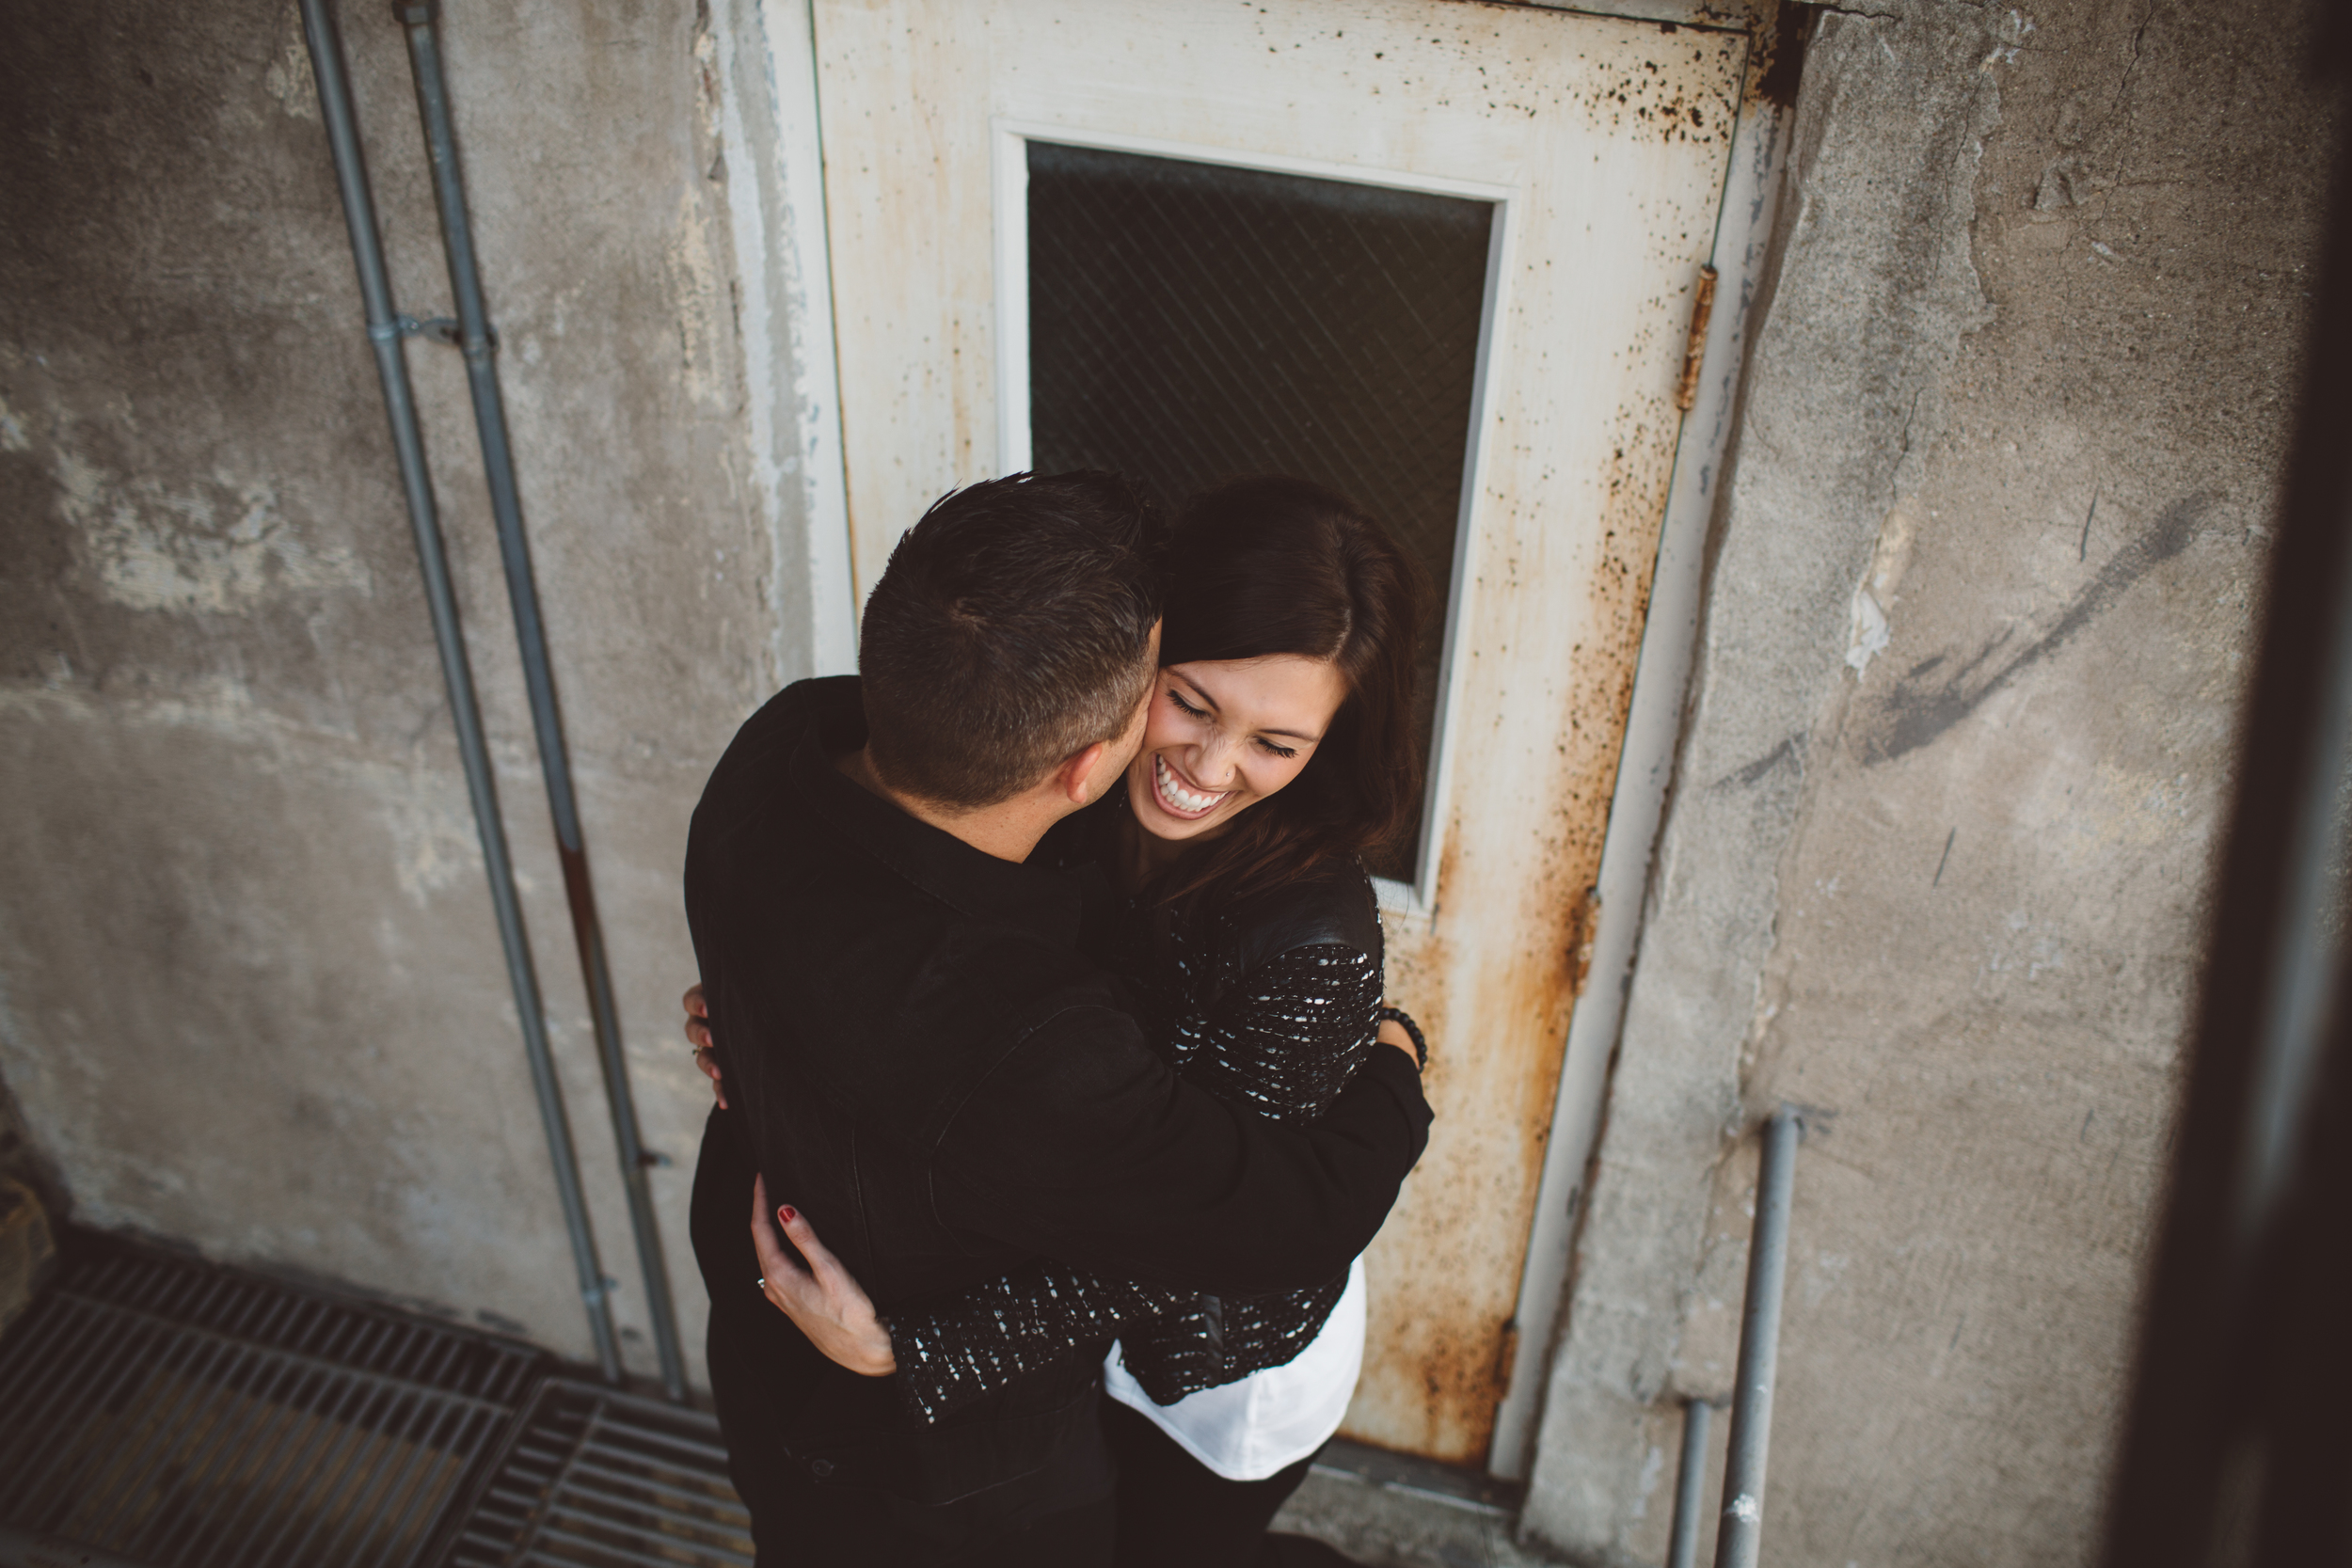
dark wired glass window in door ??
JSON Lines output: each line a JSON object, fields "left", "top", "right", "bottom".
{"left": 1026, "top": 141, "right": 1494, "bottom": 881}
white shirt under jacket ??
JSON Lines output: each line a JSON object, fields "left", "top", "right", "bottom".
{"left": 1102, "top": 1254, "right": 1367, "bottom": 1482}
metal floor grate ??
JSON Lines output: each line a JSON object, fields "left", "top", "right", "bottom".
{"left": 437, "top": 1379, "right": 751, "bottom": 1568}
{"left": 0, "top": 1235, "right": 547, "bottom": 1568}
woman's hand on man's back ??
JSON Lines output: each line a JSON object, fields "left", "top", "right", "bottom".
{"left": 752, "top": 1175, "right": 898, "bottom": 1377}
{"left": 685, "top": 983, "right": 725, "bottom": 1108}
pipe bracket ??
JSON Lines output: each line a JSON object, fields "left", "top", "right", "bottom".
{"left": 368, "top": 314, "right": 464, "bottom": 346}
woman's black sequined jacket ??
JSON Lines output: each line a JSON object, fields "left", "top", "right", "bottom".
{"left": 882, "top": 803, "right": 1389, "bottom": 1424}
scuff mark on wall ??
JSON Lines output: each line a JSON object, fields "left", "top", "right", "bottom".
{"left": 262, "top": 19, "right": 318, "bottom": 122}
{"left": 378, "top": 783, "right": 484, "bottom": 908}
{"left": 1855, "top": 492, "right": 2213, "bottom": 763}
{"left": 2055, "top": 759, "right": 2201, "bottom": 866}
{"left": 52, "top": 447, "right": 369, "bottom": 615}
{"left": 1716, "top": 731, "right": 1804, "bottom": 790}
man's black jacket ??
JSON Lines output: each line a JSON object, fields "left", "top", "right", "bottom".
{"left": 684, "top": 677, "right": 1431, "bottom": 1504}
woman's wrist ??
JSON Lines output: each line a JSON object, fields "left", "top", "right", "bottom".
{"left": 1375, "top": 1006, "right": 1428, "bottom": 1072}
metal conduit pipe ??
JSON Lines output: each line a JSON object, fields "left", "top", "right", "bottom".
{"left": 296, "top": 0, "right": 623, "bottom": 1383}
{"left": 1664, "top": 1397, "right": 1713, "bottom": 1568}
{"left": 1712, "top": 1107, "right": 1802, "bottom": 1568}
{"left": 392, "top": 0, "right": 687, "bottom": 1402}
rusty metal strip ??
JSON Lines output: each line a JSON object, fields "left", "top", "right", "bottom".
{"left": 1676, "top": 266, "right": 1721, "bottom": 412}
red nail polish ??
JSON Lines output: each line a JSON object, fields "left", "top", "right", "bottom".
{"left": 779, "top": 1205, "right": 797, "bottom": 1225}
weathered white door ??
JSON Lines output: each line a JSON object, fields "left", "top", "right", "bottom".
{"left": 812, "top": 0, "right": 1743, "bottom": 1465}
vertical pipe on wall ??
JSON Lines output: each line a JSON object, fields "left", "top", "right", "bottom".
{"left": 1665, "top": 1397, "right": 1713, "bottom": 1568}
{"left": 392, "top": 0, "right": 688, "bottom": 1402}
{"left": 1712, "top": 1108, "right": 1801, "bottom": 1568}
{"left": 296, "top": 0, "right": 622, "bottom": 1383}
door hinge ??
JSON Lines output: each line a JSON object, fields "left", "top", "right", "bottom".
{"left": 1675, "top": 265, "right": 1721, "bottom": 413}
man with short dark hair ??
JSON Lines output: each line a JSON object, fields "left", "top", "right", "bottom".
{"left": 686, "top": 472, "right": 1431, "bottom": 1565}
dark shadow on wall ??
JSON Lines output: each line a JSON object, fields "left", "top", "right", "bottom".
{"left": 0, "top": 1067, "right": 66, "bottom": 1228}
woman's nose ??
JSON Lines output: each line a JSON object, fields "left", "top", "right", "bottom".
{"left": 1192, "top": 736, "right": 1241, "bottom": 790}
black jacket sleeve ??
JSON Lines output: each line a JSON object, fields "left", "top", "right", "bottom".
{"left": 887, "top": 943, "right": 1388, "bottom": 1420}
{"left": 928, "top": 1002, "right": 1430, "bottom": 1299}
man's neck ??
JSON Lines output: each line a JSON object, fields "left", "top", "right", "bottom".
{"left": 837, "top": 746, "right": 1058, "bottom": 863}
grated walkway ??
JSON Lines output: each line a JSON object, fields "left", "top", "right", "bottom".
{"left": 0, "top": 1236, "right": 542, "bottom": 1568}
{"left": 0, "top": 1235, "right": 1544, "bottom": 1568}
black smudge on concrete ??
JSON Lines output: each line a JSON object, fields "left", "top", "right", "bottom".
{"left": 1858, "top": 493, "right": 2215, "bottom": 765}
{"left": 1716, "top": 732, "right": 1806, "bottom": 790}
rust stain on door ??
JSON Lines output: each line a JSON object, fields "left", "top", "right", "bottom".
{"left": 1353, "top": 388, "right": 1698, "bottom": 1462}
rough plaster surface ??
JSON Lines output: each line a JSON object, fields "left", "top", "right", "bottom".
{"left": 1522, "top": 1, "right": 2332, "bottom": 1562}
{"left": 0, "top": 0, "right": 816, "bottom": 1380}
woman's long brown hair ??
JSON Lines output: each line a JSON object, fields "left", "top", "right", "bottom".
{"left": 1153, "top": 476, "right": 1431, "bottom": 910}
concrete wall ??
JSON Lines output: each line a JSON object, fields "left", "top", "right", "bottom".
{"left": 0, "top": 0, "right": 826, "bottom": 1378}
{"left": 1522, "top": 0, "right": 2334, "bottom": 1561}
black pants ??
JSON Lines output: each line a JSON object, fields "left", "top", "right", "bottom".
{"left": 695, "top": 1101, "right": 1117, "bottom": 1567}
{"left": 1100, "top": 1396, "right": 1328, "bottom": 1568}
{"left": 707, "top": 1300, "right": 1117, "bottom": 1568}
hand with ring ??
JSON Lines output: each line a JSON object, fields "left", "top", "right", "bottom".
{"left": 751, "top": 1175, "right": 896, "bottom": 1377}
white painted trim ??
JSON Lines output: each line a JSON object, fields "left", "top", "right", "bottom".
{"left": 989, "top": 119, "right": 1518, "bottom": 205}
{"left": 733, "top": 0, "right": 857, "bottom": 678}
{"left": 989, "top": 119, "right": 1516, "bottom": 916}
{"left": 992, "top": 126, "right": 1035, "bottom": 475}
{"left": 1412, "top": 197, "right": 1515, "bottom": 920}
{"left": 1514, "top": 0, "right": 1766, "bottom": 28}
{"left": 1487, "top": 89, "right": 1790, "bottom": 1481}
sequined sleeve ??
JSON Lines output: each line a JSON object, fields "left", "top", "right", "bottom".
{"left": 883, "top": 1267, "right": 1209, "bottom": 1423}
{"left": 1167, "top": 943, "right": 1382, "bottom": 1122}
{"left": 883, "top": 943, "right": 1384, "bottom": 1424}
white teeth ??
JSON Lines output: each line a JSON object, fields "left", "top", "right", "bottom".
{"left": 1154, "top": 754, "right": 1226, "bottom": 816}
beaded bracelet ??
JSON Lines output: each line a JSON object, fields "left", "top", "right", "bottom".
{"left": 1375, "top": 1005, "right": 1429, "bottom": 1072}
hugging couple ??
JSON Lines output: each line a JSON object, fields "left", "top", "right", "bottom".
{"left": 681, "top": 470, "right": 1437, "bottom": 1566}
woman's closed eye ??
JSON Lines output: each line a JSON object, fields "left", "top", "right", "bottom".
{"left": 1168, "top": 687, "right": 1298, "bottom": 758}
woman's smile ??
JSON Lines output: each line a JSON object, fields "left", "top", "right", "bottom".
{"left": 1121, "top": 657, "right": 1347, "bottom": 851}
{"left": 1150, "top": 752, "right": 1231, "bottom": 820}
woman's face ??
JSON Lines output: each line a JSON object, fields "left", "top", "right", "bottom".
{"left": 1123, "top": 656, "right": 1348, "bottom": 843}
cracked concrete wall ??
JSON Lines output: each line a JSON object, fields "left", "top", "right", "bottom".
{"left": 1523, "top": 1, "right": 2333, "bottom": 1562}
{"left": 0, "top": 0, "right": 821, "bottom": 1379}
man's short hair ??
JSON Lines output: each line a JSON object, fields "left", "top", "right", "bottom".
{"left": 860, "top": 471, "right": 1165, "bottom": 809}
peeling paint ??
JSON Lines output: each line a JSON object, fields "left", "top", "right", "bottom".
{"left": 54, "top": 451, "right": 369, "bottom": 614}
{"left": 665, "top": 184, "right": 729, "bottom": 409}
{"left": 262, "top": 22, "right": 318, "bottom": 121}
{"left": 1844, "top": 498, "right": 1918, "bottom": 675}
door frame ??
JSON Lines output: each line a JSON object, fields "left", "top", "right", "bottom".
{"left": 721, "top": 0, "right": 1788, "bottom": 1480}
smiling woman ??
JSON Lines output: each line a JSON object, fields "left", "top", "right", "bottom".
{"left": 1132, "top": 476, "right": 1431, "bottom": 907}
{"left": 1133, "top": 657, "right": 1348, "bottom": 829}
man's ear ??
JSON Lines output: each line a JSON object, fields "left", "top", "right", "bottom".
{"left": 1055, "top": 739, "right": 1110, "bottom": 806}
